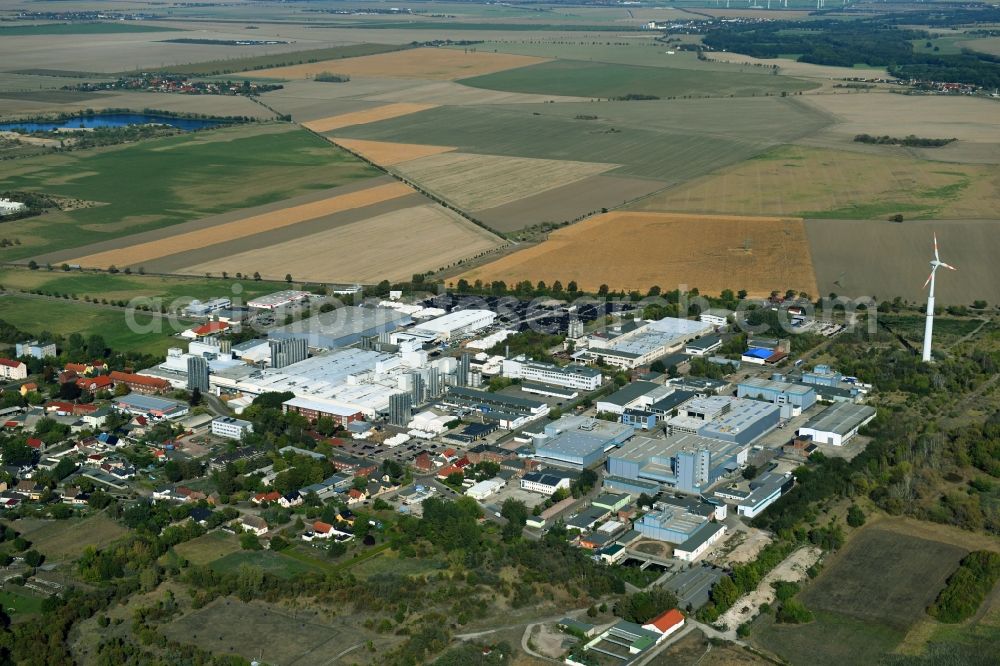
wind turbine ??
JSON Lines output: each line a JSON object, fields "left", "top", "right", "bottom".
{"left": 921, "top": 233, "right": 956, "bottom": 362}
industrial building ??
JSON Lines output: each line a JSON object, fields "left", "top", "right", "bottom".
{"left": 183, "top": 298, "right": 231, "bottom": 317}
{"left": 269, "top": 338, "right": 308, "bottom": 369}
{"left": 797, "top": 402, "right": 877, "bottom": 446}
{"left": 736, "top": 377, "right": 816, "bottom": 418}
{"left": 388, "top": 392, "right": 413, "bottom": 427}
{"left": 583, "top": 316, "right": 712, "bottom": 369}
{"left": 606, "top": 429, "right": 753, "bottom": 495}
{"left": 501, "top": 356, "right": 602, "bottom": 392}
{"left": 247, "top": 290, "right": 310, "bottom": 310}
{"left": 465, "top": 477, "right": 505, "bottom": 500}
{"left": 596, "top": 381, "right": 673, "bottom": 415}
{"left": 283, "top": 396, "right": 364, "bottom": 425}
{"left": 407, "top": 309, "right": 496, "bottom": 342}
{"left": 532, "top": 415, "right": 634, "bottom": 468}
{"left": 520, "top": 472, "right": 572, "bottom": 495}
{"left": 667, "top": 376, "right": 730, "bottom": 396}
{"left": 443, "top": 386, "right": 549, "bottom": 429}
{"left": 714, "top": 472, "right": 794, "bottom": 518}
{"left": 684, "top": 334, "right": 723, "bottom": 356}
{"left": 186, "top": 356, "right": 209, "bottom": 392}
{"left": 666, "top": 397, "right": 781, "bottom": 446}
{"left": 269, "top": 306, "right": 411, "bottom": 350}
{"left": 112, "top": 394, "right": 189, "bottom": 420}
{"left": 0, "top": 198, "right": 27, "bottom": 216}
{"left": 211, "top": 416, "right": 253, "bottom": 440}
{"left": 699, "top": 308, "right": 733, "bottom": 328}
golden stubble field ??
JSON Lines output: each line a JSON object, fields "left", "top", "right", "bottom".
{"left": 243, "top": 47, "right": 546, "bottom": 81}
{"left": 632, "top": 144, "right": 1000, "bottom": 219}
{"left": 392, "top": 152, "right": 616, "bottom": 211}
{"left": 459, "top": 211, "right": 819, "bottom": 298}
{"left": 302, "top": 103, "right": 437, "bottom": 132}
{"left": 330, "top": 138, "right": 456, "bottom": 166}
{"left": 180, "top": 203, "right": 505, "bottom": 283}
{"left": 68, "top": 181, "right": 414, "bottom": 269}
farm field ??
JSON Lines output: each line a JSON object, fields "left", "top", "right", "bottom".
{"left": 12, "top": 514, "right": 128, "bottom": 563}
{"left": 798, "top": 93, "right": 1000, "bottom": 157}
{"left": 331, "top": 138, "right": 456, "bottom": 166}
{"left": 0, "top": 88, "right": 273, "bottom": 120}
{"left": 0, "top": 294, "right": 189, "bottom": 356}
{"left": 459, "top": 58, "right": 818, "bottom": 99}
{"left": 244, "top": 47, "right": 547, "bottom": 81}
{"left": 752, "top": 520, "right": 984, "bottom": 666}
{"left": 156, "top": 42, "right": 410, "bottom": 76}
{"left": 463, "top": 39, "right": 743, "bottom": 70}
{"left": 1, "top": 123, "right": 378, "bottom": 261}
{"left": 333, "top": 97, "right": 828, "bottom": 182}
{"left": 631, "top": 144, "right": 1000, "bottom": 220}
{"left": 0, "top": 22, "right": 179, "bottom": 36}
{"left": 0, "top": 268, "right": 288, "bottom": 305}
{"left": 162, "top": 597, "right": 380, "bottom": 666}
{"left": 302, "top": 103, "right": 437, "bottom": 132}
{"left": 457, "top": 211, "right": 819, "bottom": 297}
{"left": 393, "top": 152, "right": 615, "bottom": 210}
{"left": 805, "top": 218, "right": 1000, "bottom": 304}
{"left": 180, "top": 203, "right": 505, "bottom": 283}
{"left": 355, "top": 79, "right": 588, "bottom": 105}
{"left": 65, "top": 180, "right": 414, "bottom": 269}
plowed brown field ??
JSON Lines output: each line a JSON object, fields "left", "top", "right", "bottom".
{"left": 302, "top": 103, "right": 436, "bottom": 132}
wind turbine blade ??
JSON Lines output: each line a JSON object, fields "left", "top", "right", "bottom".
{"left": 933, "top": 233, "right": 940, "bottom": 261}
{"left": 923, "top": 271, "right": 934, "bottom": 289}
{"left": 941, "top": 262, "right": 956, "bottom": 271}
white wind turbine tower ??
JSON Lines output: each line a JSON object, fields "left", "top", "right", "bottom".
{"left": 921, "top": 233, "right": 956, "bottom": 362}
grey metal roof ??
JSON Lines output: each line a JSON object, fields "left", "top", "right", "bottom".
{"left": 602, "top": 381, "right": 658, "bottom": 407}
{"left": 801, "top": 402, "right": 876, "bottom": 436}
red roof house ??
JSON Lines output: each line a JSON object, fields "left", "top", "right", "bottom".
{"left": 642, "top": 609, "right": 685, "bottom": 637}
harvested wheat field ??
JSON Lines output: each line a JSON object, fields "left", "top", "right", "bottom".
{"left": 181, "top": 204, "right": 504, "bottom": 283}
{"left": 632, "top": 144, "right": 1000, "bottom": 219}
{"left": 68, "top": 181, "right": 413, "bottom": 269}
{"left": 331, "top": 138, "right": 456, "bottom": 166}
{"left": 393, "top": 152, "right": 616, "bottom": 211}
{"left": 459, "top": 212, "right": 819, "bottom": 298}
{"left": 302, "top": 103, "right": 436, "bottom": 133}
{"left": 244, "top": 48, "right": 546, "bottom": 81}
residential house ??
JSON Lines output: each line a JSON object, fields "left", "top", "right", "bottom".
{"left": 0, "top": 359, "right": 27, "bottom": 381}
{"left": 239, "top": 515, "right": 268, "bottom": 536}
{"left": 252, "top": 490, "right": 282, "bottom": 505}
{"left": 279, "top": 491, "right": 302, "bottom": 508}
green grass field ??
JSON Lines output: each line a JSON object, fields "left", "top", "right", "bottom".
{"left": 209, "top": 550, "right": 325, "bottom": 578}
{"left": 0, "top": 589, "right": 47, "bottom": 618}
{"left": 0, "top": 123, "right": 378, "bottom": 260}
{"left": 0, "top": 294, "right": 188, "bottom": 356}
{"left": 156, "top": 43, "right": 409, "bottom": 76}
{"left": 0, "top": 22, "right": 178, "bottom": 36}
{"left": 350, "top": 550, "right": 446, "bottom": 579}
{"left": 460, "top": 59, "right": 817, "bottom": 99}
{"left": 881, "top": 315, "right": 984, "bottom": 341}
{"left": 335, "top": 97, "right": 826, "bottom": 183}
{"left": 171, "top": 531, "right": 241, "bottom": 566}
{"left": 0, "top": 268, "right": 288, "bottom": 304}
{"left": 754, "top": 526, "right": 969, "bottom": 666}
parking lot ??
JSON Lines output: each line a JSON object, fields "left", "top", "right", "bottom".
{"left": 488, "top": 483, "right": 548, "bottom": 511}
